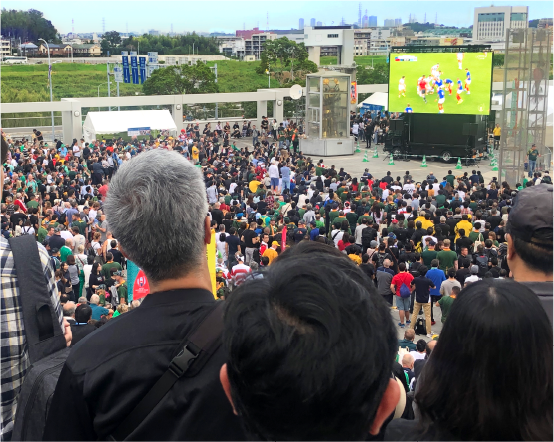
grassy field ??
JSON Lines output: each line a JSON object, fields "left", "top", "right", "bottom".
{"left": 389, "top": 52, "right": 493, "bottom": 115}
{"left": 1, "top": 63, "right": 144, "bottom": 101}
{"left": 320, "top": 55, "right": 387, "bottom": 65}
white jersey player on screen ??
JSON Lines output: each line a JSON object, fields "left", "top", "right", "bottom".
{"left": 426, "top": 76, "right": 434, "bottom": 94}
{"left": 457, "top": 52, "right": 464, "bottom": 70}
{"left": 431, "top": 64, "right": 440, "bottom": 78}
{"left": 398, "top": 76, "right": 406, "bottom": 97}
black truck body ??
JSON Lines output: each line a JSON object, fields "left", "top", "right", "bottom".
{"left": 384, "top": 113, "right": 488, "bottom": 163}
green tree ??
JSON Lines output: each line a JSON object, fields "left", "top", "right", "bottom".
{"left": 256, "top": 38, "right": 317, "bottom": 85}
{"left": 103, "top": 31, "right": 122, "bottom": 47}
{"left": 357, "top": 64, "right": 389, "bottom": 85}
{"left": 1, "top": 8, "right": 60, "bottom": 43}
{"left": 143, "top": 61, "right": 218, "bottom": 96}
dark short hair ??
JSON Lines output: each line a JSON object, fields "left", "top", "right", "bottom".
{"left": 222, "top": 251, "right": 396, "bottom": 440}
{"left": 415, "top": 279, "right": 552, "bottom": 440}
{"left": 416, "top": 339, "right": 427, "bottom": 352}
{"left": 75, "top": 304, "right": 92, "bottom": 322}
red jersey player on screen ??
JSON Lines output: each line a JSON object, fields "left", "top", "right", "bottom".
{"left": 465, "top": 68, "right": 471, "bottom": 94}
{"left": 418, "top": 76, "right": 428, "bottom": 103}
{"left": 456, "top": 79, "right": 464, "bottom": 104}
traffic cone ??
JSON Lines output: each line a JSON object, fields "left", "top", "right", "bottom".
{"left": 355, "top": 139, "right": 361, "bottom": 153}
{"left": 372, "top": 145, "right": 379, "bottom": 158}
{"left": 455, "top": 157, "right": 462, "bottom": 169}
{"left": 420, "top": 155, "right": 428, "bottom": 167}
{"left": 362, "top": 149, "right": 369, "bottom": 162}
{"left": 388, "top": 153, "right": 395, "bottom": 165}
{"left": 491, "top": 156, "right": 498, "bottom": 171}
{"left": 489, "top": 152, "right": 496, "bottom": 166}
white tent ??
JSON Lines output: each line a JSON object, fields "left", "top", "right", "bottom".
{"left": 82, "top": 110, "right": 177, "bottom": 143}
{"left": 357, "top": 92, "right": 388, "bottom": 109}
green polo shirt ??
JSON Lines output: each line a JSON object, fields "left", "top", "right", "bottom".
{"left": 437, "top": 249, "right": 457, "bottom": 272}
{"left": 60, "top": 246, "right": 73, "bottom": 263}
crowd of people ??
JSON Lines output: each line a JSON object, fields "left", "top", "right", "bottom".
{"left": 1, "top": 120, "right": 552, "bottom": 441}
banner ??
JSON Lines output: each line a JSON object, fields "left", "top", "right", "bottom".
{"left": 207, "top": 230, "right": 216, "bottom": 297}
{"left": 126, "top": 260, "right": 140, "bottom": 301}
{"left": 130, "top": 51, "right": 139, "bottom": 84}
{"left": 113, "top": 66, "right": 123, "bottom": 83}
{"left": 147, "top": 51, "right": 158, "bottom": 78}
{"left": 121, "top": 51, "right": 130, "bottom": 83}
{"left": 132, "top": 269, "right": 150, "bottom": 300}
{"left": 350, "top": 81, "right": 357, "bottom": 104}
{"left": 127, "top": 127, "right": 151, "bottom": 136}
{"left": 139, "top": 56, "right": 147, "bottom": 83}
{"left": 281, "top": 226, "right": 287, "bottom": 250}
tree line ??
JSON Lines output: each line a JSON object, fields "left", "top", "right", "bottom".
{"left": 101, "top": 32, "right": 221, "bottom": 56}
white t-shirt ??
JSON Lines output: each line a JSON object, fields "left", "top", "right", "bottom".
{"left": 403, "top": 183, "right": 415, "bottom": 195}
{"left": 73, "top": 145, "right": 81, "bottom": 157}
{"left": 410, "top": 351, "right": 426, "bottom": 361}
{"left": 269, "top": 164, "right": 279, "bottom": 179}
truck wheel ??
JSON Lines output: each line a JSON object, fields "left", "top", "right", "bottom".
{"left": 441, "top": 151, "right": 452, "bottom": 162}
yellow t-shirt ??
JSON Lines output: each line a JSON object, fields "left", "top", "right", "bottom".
{"left": 348, "top": 254, "right": 362, "bottom": 265}
{"left": 262, "top": 248, "right": 278, "bottom": 265}
{"left": 493, "top": 127, "right": 501, "bottom": 136}
{"left": 192, "top": 146, "right": 199, "bottom": 160}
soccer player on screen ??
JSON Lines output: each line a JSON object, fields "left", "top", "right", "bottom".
{"left": 398, "top": 76, "right": 406, "bottom": 98}
{"left": 405, "top": 104, "right": 413, "bottom": 113}
{"left": 435, "top": 88, "right": 446, "bottom": 113}
{"left": 431, "top": 63, "right": 440, "bottom": 77}
{"left": 426, "top": 76, "right": 435, "bottom": 95}
{"left": 457, "top": 52, "right": 464, "bottom": 69}
{"left": 465, "top": 68, "right": 471, "bottom": 94}
{"left": 456, "top": 79, "right": 464, "bottom": 104}
{"left": 445, "top": 78, "right": 453, "bottom": 95}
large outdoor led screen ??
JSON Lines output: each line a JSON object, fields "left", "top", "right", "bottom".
{"left": 388, "top": 52, "right": 493, "bottom": 115}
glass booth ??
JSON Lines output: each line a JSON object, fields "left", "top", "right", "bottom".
{"left": 301, "top": 72, "right": 354, "bottom": 156}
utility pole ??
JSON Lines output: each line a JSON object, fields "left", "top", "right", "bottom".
{"left": 107, "top": 63, "right": 111, "bottom": 111}
{"left": 39, "top": 38, "right": 55, "bottom": 141}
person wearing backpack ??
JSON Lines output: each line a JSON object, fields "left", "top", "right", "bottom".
{"left": 473, "top": 244, "right": 490, "bottom": 277}
{"left": 391, "top": 263, "right": 414, "bottom": 328}
{"left": 409, "top": 265, "right": 436, "bottom": 338}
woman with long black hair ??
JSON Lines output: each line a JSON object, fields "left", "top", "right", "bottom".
{"left": 386, "top": 279, "right": 553, "bottom": 441}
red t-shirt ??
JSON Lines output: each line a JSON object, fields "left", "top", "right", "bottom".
{"left": 98, "top": 184, "right": 109, "bottom": 200}
{"left": 391, "top": 272, "right": 414, "bottom": 297}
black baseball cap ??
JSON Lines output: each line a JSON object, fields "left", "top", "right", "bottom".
{"left": 506, "top": 184, "right": 553, "bottom": 244}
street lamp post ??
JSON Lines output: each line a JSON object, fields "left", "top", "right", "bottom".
{"left": 39, "top": 38, "right": 55, "bottom": 141}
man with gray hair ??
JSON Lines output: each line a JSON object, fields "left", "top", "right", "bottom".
{"left": 44, "top": 149, "right": 244, "bottom": 441}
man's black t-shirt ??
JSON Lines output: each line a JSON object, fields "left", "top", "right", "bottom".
{"left": 411, "top": 276, "right": 435, "bottom": 303}
{"left": 455, "top": 268, "right": 470, "bottom": 286}
{"left": 211, "top": 209, "right": 223, "bottom": 227}
{"left": 359, "top": 262, "right": 375, "bottom": 281}
{"left": 242, "top": 229, "right": 258, "bottom": 248}
{"left": 293, "top": 227, "right": 307, "bottom": 242}
{"left": 455, "top": 236, "right": 473, "bottom": 251}
{"left": 486, "top": 215, "right": 502, "bottom": 230}
{"left": 382, "top": 176, "right": 393, "bottom": 184}
{"left": 108, "top": 248, "right": 124, "bottom": 266}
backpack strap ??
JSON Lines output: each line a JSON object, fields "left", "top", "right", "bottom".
{"left": 8, "top": 235, "right": 66, "bottom": 364}
{"left": 109, "top": 301, "right": 225, "bottom": 441}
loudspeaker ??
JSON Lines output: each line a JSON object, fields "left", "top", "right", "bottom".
{"left": 462, "top": 123, "right": 478, "bottom": 136}
{"left": 390, "top": 119, "right": 403, "bottom": 131}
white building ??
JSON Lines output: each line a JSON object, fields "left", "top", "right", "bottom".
{"left": 473, "top": 6, "right": 528, "bottom": 42}
{"left": 1, "top": 37, "right": 11, "bottom": 57}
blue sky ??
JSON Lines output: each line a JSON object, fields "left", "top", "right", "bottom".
{"left": 2, "top": 0, "right": 552, "bottom": 34}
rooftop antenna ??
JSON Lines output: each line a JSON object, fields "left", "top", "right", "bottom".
{"left": 435, "top": 13, "right": 438, "bottom": 25}
{"left": 266, "top": 12, "right": 269, "bottom": 31}
{"left": 171, "top": 23, "right": 174, "bottom": 34}
{"left": 424, "top": 13, "right": 426, "bottom": 23}
{"left": 102, "top": 17, "right": 105, "bottom": 34}
{"left": 243, "top": 22, "right": 246, "bottom": 30}
{"left": 72, "top": 18, "right": 74, "bottom": 35}
{"left": 358, "top": 3, "right": 362, "bottom": 26}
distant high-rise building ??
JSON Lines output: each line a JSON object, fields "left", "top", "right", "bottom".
{"left": 395, "top": 18, "right": 402, "bottom": 26}
{"left": 310, "top": 18, "right": 316, "bottom": 27}
{"left": 368, "top": 16, "right": 377, "bottom": 27}
{"left": 299, "top": 18, "right": 304, "bottom": 30}
{"left": 384, "top": 19, "right": 395, "bottom": 27}
{"left": 362, "top": 9, "right": 369, "bottom": 28}
{"left": 316, "top": 21, "right": 323, "bottom": 26}
{"left": 473, "top": 5, "right": 528, "bottom": 42}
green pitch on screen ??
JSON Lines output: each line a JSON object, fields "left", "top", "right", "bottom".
{"left": 388, "top": 52, "right": 492, "bottom": 115}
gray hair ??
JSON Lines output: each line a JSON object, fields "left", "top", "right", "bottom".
{"left": 104, "top": 150, "right": 208, "bottom": 282}
{"left": 63, "top": 301, "right": 76, "bottom": 317}
{"left": 90, "top": 294, "right": 100, "bottom": 305}
{"left": 78, "top": 296, "right": 87, "bottom": 304}
{"left": 130, "top": 300, "right": 141, "bottom": 310}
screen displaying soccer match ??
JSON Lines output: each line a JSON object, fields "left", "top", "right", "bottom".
{"left": 388, "top": 52, "right": 493, "bottom": 115}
